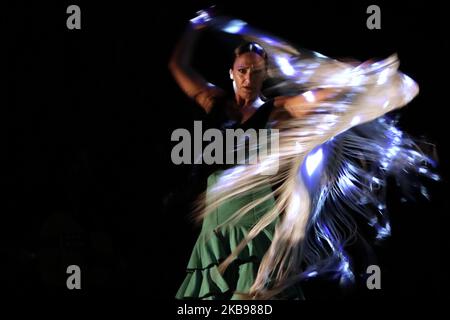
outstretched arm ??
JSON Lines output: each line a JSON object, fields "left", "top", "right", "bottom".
{"left": 273, "top": 88, "right": 340, "bottom": 118}
{"left": 168, "top": 24, "right": 225, "bottom": 113}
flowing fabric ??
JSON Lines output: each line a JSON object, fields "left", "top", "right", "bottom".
{"left": 188, "top": 12, "right": 439, "bottom": 299}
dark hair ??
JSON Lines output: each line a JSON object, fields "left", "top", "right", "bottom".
{"left": 232, "top": 42, "right": 268, "bottom": 68}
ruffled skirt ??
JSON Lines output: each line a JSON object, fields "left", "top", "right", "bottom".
{"left": 176, "top": 171, "right": 303, "bottom": 300}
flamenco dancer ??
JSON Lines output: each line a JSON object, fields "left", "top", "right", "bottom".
{"left": 169, "top": 10, "right": 438, "bottom": 299}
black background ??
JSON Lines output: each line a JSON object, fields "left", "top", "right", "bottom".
{"left": 5, "top": 0, "right": 448, "bottom": 302}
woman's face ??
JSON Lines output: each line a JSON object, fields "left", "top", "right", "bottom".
{"left": 230, "top": 52, "right": 267, "bottom": 101}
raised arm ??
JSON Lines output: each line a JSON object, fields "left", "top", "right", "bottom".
{"left": 168, "top": 24, "right": 225, "bottom": 113}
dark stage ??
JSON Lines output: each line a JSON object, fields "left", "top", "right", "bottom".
{"left": 5, "top": 0, "right": 448, "bottom": 305}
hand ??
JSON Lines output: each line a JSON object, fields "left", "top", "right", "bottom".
{"left": 189, "top": 7, "right": 233, "bottom": 32}
{"left": 189, "top": 7, "right": 216, "bottom": 30}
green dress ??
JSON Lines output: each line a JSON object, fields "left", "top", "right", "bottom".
{"left": 176, "top": 170, "right": 278, "bottom": 299}
{"left": 176, "top": 99, "right": 303, "bottom": 299}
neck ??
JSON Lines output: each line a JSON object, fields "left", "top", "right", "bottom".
{"left": 235, "top": 95, "right": 264, "bottom": 109}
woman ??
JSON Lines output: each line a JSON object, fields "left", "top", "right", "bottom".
{"left": 168, "top": 7, "right": 434, "bottom": 300}
{"left": 169, "top": 19, "right": 338, "bottom": 300}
